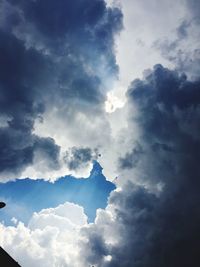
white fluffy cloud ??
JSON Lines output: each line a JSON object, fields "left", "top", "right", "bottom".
{"left": 0, "top": 202, "right": 88, "bottom": 267}
{"left": 0, "top": 199, "right": 123, "bottom": 267}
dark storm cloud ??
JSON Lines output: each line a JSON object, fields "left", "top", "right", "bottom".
{"left": 64, "top": 147, "right": 99, "bottom": 171}
{"left": 124, "top": 65, "right": 200, "bottom": 190}
{"left": 106, "top": 180, "right": 200, "bottom": 267}
{"left": 127, "top": 64, "right": 200, "bottom": 141}
{"left": 7, "top": 0, "right": 122, "bottom": 78}
{"left": 82, "top": 65, "right": 200, "bottom": 267}
{"left": 81, "top": 227, "right": 109, "bottom": 265}
{"left": 0, "top": 0, "right": 122, "bottom": 177}
{"left": 0, "top": 30, "right": 59, "bottom": 174}
{"left": 0, "top": 126, "right": 61, "bottom": 175}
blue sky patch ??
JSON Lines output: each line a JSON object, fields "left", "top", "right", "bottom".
{"left": 0, "top": 161, "right": 115, "bottom": 225}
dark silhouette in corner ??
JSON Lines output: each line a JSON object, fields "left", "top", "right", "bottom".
{"left": 0, "top": 202, "right": 21, "bottom": 267}
{"left": 0, "top": 202, "right": 6, "bottom": 209}
{"left": 0, "top": 247, "right": 21, "bottom": 267}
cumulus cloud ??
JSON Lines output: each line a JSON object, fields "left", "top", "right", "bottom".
{"left": 9, "top": 64, "right": 200, "bottom": 267}
{"left": 0, "top": 202, "right": 88, "bottom": 267}
{"left": 0, "top": 0, "right": 122, "bottom": 180}
{"left": 83, "top": 17, "right": 200, "bottom": 266}
{"left": 0, "top": 29, "right": 60, "bottom": 178}
{"left": 79, "top": 64, "right": 200, "bottom": 266}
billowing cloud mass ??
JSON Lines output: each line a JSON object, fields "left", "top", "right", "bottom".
{"left": 80, "top": 65, "right": 200, "bottom": 266}
{"left": 0, "top": 30, "right": 61, "bottom": 176}
{"left": 2, "top": 65, "right": 200, "bottom": 266}
{"left": 1, "top": 0, "right": 200, "bottom": 267}
{"left": 0, "top": 0, "right": 122, "bottom": 179}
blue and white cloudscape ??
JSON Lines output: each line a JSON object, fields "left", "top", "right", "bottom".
{"left": 0, "top": 0, "right": 200, "bottom": 266}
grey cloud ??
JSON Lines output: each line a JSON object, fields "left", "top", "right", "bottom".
{"left": 126, "top": 64, "right": 200, "bottom": 185}
{"left": 0, "top": 0, "right": 122, "bottom": 178}
{"left": 80, "top": 65, "right": 200, "bottom": 267}
{"left": 0, "top": 30, "right": 60, "bottom": 175}
{"left": 33, "top": 137, "right": 61, "bottom": 170}
{"left": 81, "top": 228, "right": 109, "bottom": 266}
{"left": 176, "top": 20, "right": 191, "bottom": 39}
{"left": 118, "top": 142, "right": 143, "bottom": 170}
{"left": 186, "top": 0, "right": 200, "bottom": 23}
{"left": 153, "top": 2, "right": 200, "bottom": 81}
{"left": 106, "top": 180, "right": 200, "bottom": 267}
{"left": 64, "top": 147, "right": 99, "bottom": 171}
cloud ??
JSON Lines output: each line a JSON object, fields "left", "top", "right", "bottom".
{"left": 153, "top": 0, "right": 200, "bottom": 82}
{"left": 1, "top": 1, "right": 200, "bottom": 267}
{"left": 114, "top": 0, "right": 186, "bottom": 88}
{"left": 0, "top": 0, "right": 122, "bottom": 180}
{"left": 64, "top": 147, "right": 99, "bottom": 171}
{"left": 111, "top": 64, "right": 200, "bottom": 187}
{"left": 29, "top": 202, "right": 88, "bottom": 229}
{"left": 0, "top": 30, "right": 59, "bottom": 178}
{"left": 126, "top": 64, "right": 200, "bottom": 184}
{"left": 77, "top": 64, "right": 200, "bottom": 266}
{"left": 186, "top": 0, "right": 200, "bottom": 23}
{"left": 0, "top": 202, "right": 88, "bottom": 267}
{"left": 118, "top": 142, "right": 143, "bottom": 170}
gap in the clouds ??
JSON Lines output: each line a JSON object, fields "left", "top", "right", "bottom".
{"left": 0, "top": 161, "right": 115, "bottom": 226}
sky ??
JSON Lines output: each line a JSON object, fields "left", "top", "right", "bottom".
{"left": 0, "top": 0, "right": 200, "bottom": 266}
{"left": 0, "top": 161, "right": 115, "bottom": 225}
